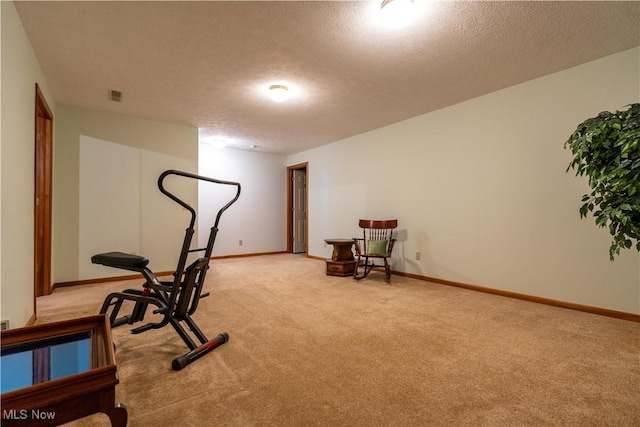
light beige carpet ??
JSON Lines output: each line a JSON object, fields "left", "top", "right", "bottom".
{"left": 36, "top": 254, "right": 640, "bottom": 427}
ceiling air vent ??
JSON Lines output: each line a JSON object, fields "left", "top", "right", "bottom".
{"left": 109, "top": 89, "right": 123, "bottom": 103}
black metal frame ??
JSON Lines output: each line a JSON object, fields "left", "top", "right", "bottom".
{"left": 92, "top": 170, "right": 241, "bottom": 370}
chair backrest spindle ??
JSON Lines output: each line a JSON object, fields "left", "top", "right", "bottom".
{"left": 353, "top": 219, "right": 398, "bottom": 282}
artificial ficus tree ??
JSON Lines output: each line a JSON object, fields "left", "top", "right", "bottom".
{"left": 564, "top": 103, "right": 640, "bottom": 261}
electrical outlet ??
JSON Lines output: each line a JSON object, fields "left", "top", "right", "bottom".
{"left": 415, "top": 252, "right": 421, "bottom": 261}
{"left": 239, "top": 240, "right": 243, "bottom": 246}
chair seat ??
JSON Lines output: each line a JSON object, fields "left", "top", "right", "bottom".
{"left": 91, "top": 252, "right": 149, "bottom": 270}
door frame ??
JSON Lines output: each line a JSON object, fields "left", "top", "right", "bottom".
{"left": 287, "top": 162, "right": 308, "bottom": 254}
{"left": 34, "top": 83, "right": 53, "bottom": 300}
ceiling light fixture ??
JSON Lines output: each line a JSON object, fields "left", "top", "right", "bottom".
{"left": 200, "top": 137, "right": 228, "bottom": 149}
{"left": 379, "top": 0, "right": 420, "bottom": 29}
{"left": 268, "top": 84, "right": 290, "bottom": 102}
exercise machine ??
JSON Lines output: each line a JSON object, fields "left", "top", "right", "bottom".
{"left": 91, "top": 170, "right": 241, "bottom": 370}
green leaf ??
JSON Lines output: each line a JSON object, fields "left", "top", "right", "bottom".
{"left": 564, "top": 103, "right": 640, "bottom": 261}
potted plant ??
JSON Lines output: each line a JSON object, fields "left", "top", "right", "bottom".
{"left": 564, "top": 103, "right": 640, "bottom": 260}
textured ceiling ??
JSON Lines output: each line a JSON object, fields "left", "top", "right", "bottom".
{"left": 14, "top": 1, "right": 640, "bottom": 155}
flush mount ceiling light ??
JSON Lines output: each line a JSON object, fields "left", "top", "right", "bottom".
{"left": 268, "top": 84, "right": 290, "bottom": 102}
{"left": 200, "top": 136, "right": 228, "bottom": 149}
{"left": 379, "top": 0, "right": 422, "bottom": 29}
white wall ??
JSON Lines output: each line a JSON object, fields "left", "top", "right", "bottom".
{"left": 288, "top": 48, "right": 640, "bottom": 314}
{"left": 54, "top": 105, "right": 198, "bottom": 283}
{"left": 79, "top": 136, "right": 141, "bottom": 279}
{"left": 1, "top": 1, "right": 55, "bottom": 327}
{"left": 198, "top": 145, "right": 287, "bottom": 256}
{"left": 78, "top": 136, "right": 198, "bottom": 280}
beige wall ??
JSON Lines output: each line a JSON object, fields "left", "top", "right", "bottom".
{"left": 1, "top": 1, "right": 56, "bottom": 327}
{"left": 288, "top": 47, "right": 640, "bottom": 314}
{"left": 53, "top": 105, "right": 198, "bottom": 283}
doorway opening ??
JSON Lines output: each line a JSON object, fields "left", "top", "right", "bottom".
{"left": 34, "top": 83, "right": 53, "bottom": 300}
{"left": 287, "top": 163, "right": 308, "bottom": 255}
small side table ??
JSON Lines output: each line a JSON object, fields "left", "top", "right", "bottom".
{"left": 324, "top": 238, "right": 356, "bottom": 277}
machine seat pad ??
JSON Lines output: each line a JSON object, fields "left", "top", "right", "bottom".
{"left": 91, "top": 252, "right": 149, "bottom": 269}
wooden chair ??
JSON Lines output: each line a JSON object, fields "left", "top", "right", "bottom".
{"left": 353, "top": 219, "right": 398, "bottom": 283}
